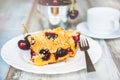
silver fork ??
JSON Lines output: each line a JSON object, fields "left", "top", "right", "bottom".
{"left": 79, "top": 35, "right": 96, "bottom": 72}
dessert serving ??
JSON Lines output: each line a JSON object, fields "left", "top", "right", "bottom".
{"left": 18, "top": 27, "right": 80, "bottom": 66}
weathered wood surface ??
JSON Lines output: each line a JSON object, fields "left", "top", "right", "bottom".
{"left": 106, "top": 39, "right": 120, "bottom": 72}
{"left": 0, "top": 0, "right": 120, "bottom": 80}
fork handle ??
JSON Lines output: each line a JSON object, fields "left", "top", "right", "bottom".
{"left": 85, "top": 50, "right": 96, "bottom": 72}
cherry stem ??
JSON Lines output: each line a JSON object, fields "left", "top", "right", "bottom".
{"left": 71, "top": 0, "right": 75, "bottom": 10}
{"left": 21, "top": 24, "right": 28, "bottom": 37}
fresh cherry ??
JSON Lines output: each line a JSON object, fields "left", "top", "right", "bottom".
{"left": 24, "top": 35, "right": 31, "bottom": 42}
{"left": 68, "top": 10, "right": 79, "bottom": 19}
{"left": 18, "top": 40, "right": 30, "bottom": 50}
{"left": 24, "top": 35, "right": 31, "bottom": 46}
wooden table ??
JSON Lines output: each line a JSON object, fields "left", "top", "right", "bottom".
{"left": 0, "top": 0, "right": 120, "bottom": 80}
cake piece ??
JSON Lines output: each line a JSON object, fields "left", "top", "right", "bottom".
{"left": 21, "top": 27, "right": 80, "bottom": 66}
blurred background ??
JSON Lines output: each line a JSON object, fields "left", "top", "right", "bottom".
{"left": 0, "top": 0, "right": 120, "bottom": 79}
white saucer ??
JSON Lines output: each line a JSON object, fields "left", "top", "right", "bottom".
{"left": 76, "top": 22, "right": 120, "bottom": 39}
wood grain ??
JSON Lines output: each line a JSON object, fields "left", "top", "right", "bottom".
{"left": 106, "top": 39, "right": 120, "bottom": 72}
{"left": 1, "top": 0, "right": 120, "bottom": 80}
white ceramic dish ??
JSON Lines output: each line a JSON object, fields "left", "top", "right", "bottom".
{"left": 1, "top": 35, "right": 102, "bottom": 74}
{"left": 77, "top": 22, "right": 120, "bottom": 39}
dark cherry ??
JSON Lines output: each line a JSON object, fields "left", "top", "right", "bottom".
{"left": 45, "top": 32, "right": 58, "bottom": 40}
{"left": 72, "top": 35, "right": 79, "bottom": 48}
{"left": 25, "top": 34, "right": 35, "bottom": 45}
{"left": 72, "top": 35, "right": 79, "bottom": 42}
{"left": 24, "top": 34, "right": 30, "bottom": 41}
{"left": 39, "top": 49, "right": 51, "bottom": 60}
{"left": 24, "top": 35, "right": 31, "bottom": 47}
{"left": 24, "top": 34, "right": 31, "bottom": 41}
{"left": 55, "top": 48, "right": 68, "bottom": 60}
{"left": 18, "top": 40, "right": 30, "bottom": 50}
{"left": 42, "top": 53, "right": 51, "bottom": 60}
{"left": 68, "top": 10, "right": 79, "bottom": 19}
{"left": 39, "top": 49, "right": 50, "bottom": 54}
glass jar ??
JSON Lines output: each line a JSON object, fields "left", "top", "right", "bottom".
{"left": 37, "top": 0, "right": 71, "bottom": 29}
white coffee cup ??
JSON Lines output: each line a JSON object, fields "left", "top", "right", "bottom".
{"left": 87, "top": 7, "right": 120, "bottom": 35}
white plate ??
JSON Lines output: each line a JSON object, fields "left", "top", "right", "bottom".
{"left": 77, "top": 22, "right": 120, "bottom": 39}
{"left": 1, "top": 35, "right": 102, "bottom": 74}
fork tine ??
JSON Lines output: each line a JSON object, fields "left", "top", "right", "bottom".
{"left": 80, "top": 37, "right": 85, "bottom": 47}
{"left": 80, "top": 37, "right": 82, "bottom": 47}
{"left": 85, "top": 38, "right": 89, "bottom": 48}
{"left": 80, "top": 36, "right": 88, "bottom": 47}
{"left": 83, "top": 38, "right": 87, "bottom": 47}
{"left": 83, "top": 38, "right": 86, "bottom": 46}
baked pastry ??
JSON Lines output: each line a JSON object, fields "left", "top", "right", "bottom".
{"left": 18, "top": 27, "right": 80, "bottom": 66}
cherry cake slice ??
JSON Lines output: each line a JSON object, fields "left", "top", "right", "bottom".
{"left": 18, "top": 27, "right": 80, "bottom": 66}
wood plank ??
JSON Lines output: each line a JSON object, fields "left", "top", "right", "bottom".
{"left": 106, "top": 39, "right": 120, "bottom": 72}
